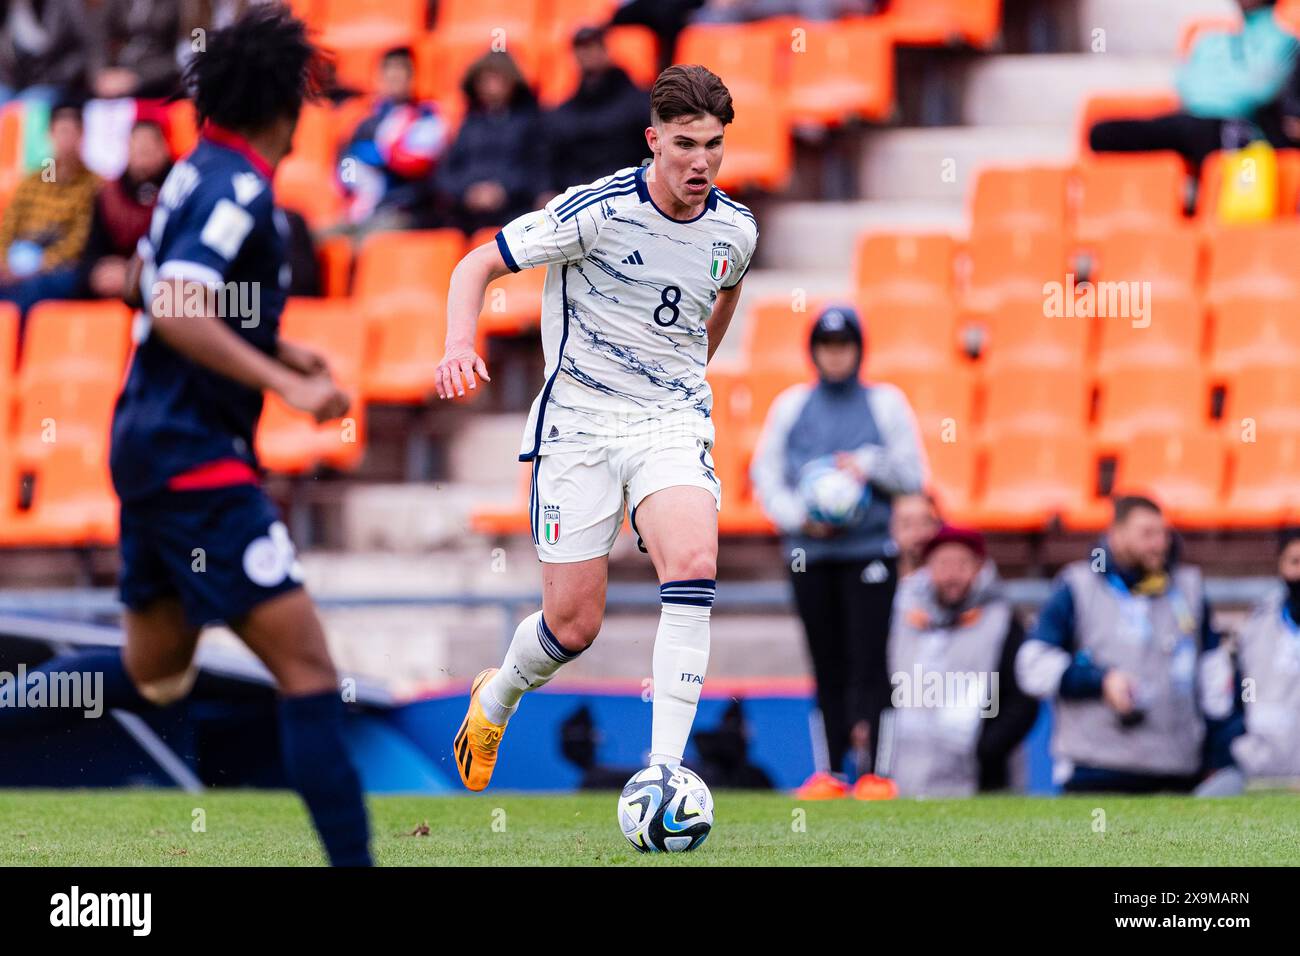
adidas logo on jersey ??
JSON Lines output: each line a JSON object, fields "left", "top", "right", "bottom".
{"left": 620, "top": 250, "right": 645, "bottom": 265}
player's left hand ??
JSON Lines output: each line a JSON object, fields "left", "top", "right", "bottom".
{"left": 435, "top": 342, "right": 490, "bottom": 399}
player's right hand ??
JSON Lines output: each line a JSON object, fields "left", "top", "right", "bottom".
{"left": 280, "top": 370, "right": 351, "bottom": 423}
{"left": 435, "top": 343, "right": 491, "bottom": 399}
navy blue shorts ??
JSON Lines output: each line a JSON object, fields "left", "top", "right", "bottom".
{"left": 119, "top": 483, "right": 304, "bottom": 628}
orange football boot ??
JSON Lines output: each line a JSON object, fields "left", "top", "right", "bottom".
{"left": 795, "top": 771, "right": 850, "bottom": 800}
{"left": 452, "top": 668, "right": 508, "bottom": 791}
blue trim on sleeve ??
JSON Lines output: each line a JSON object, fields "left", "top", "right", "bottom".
{"left": 518, "top": 264, "right": 571, "bottom": 462}
{"left": 495, "top": 231, "right": 520, "bottom": 273}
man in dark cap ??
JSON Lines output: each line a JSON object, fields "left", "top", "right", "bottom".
{"left": 751, "top": 303, "right": 927, "bottom": 799}
{"left": 870, "top": 525, "right": 1038, "bottom": 798}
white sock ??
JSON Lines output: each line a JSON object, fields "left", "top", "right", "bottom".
{"left": 650, "top": 579, "right": 714, "bottom": 766}
{"left": 480, "top": 611, "right": 580, "bottom": 725}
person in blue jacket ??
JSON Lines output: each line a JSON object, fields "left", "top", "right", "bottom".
{"left": 1090, "top": 0, "right": 1300, "bottom": 164}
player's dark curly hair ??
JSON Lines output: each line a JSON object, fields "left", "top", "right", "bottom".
{"left": 184, "top": 4, "right": 329, "bottom": 132}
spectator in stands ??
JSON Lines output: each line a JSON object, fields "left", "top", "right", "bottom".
{"left": 890, "top": 491, "right": 941, "bottom": 579}
{"left": 751, "top": 304, "right": 927, "bottom": 799}
{"left": 84, "top": 0, "right": 183, "bottom": 99}
{"left": 872, "top": 525, "right": 1038, "bottom": 798}
{"left": 1089, "top": 0, "right": 1300, "bottom": 164}
{"left": 542, "top": 26, "right": 650, "bottom": 198}
{"left": 0, "top": 0, "right": 84, "bottom": 102}
{"left": 338, "top": 46, "right": 448, "bottom": 231}
{"left": 0, "top": 95, "right": 98, "bottom": 320}
{"left": 75, "top": 118, "right": 170, "bottom": 299}
{"left": 1197, "top": 528, "right": 1300, "bottom": 794}
{"left": 1016, "top": 496, "right": 1226, "bottom": 794}
{"left": 437, "top": 51, "right": 545, "bottom": 235}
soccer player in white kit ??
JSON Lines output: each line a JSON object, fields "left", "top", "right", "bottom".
{"left": 435, "top": 65, "right": 758, "bottom": 791}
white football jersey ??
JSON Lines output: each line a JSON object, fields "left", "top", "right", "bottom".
{"left": 495, "top": 164, "right": 758, "bottom": 460}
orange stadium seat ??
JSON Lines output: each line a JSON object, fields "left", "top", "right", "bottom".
{"left": 466, "top": 226, "right": 545, "bottom": 343}
{"left": 860, "top": 302, "right": 960, "bottom": 378}
{"left": 970, "top": 165, "right": 1071, "bottom": 238}
{"left": 675, "top": 24, "right": 781, "bottom": 109}
{"left": 977, "top": 298, "right": 1090, "bottom": 374}
{"left": 469, "top": 461, "right": 534, "bottom": 536}
{"left": 1222, "top": 426, "right": 1300, "bottom": 526}
{"left": 922, "top": 433, "right": 979, "bottom": 526}
{"left": 415, "top": 28, "right": 544, "bottom": 105}
{"left": 713, "top": 101, "right": 792, "bottom": 193}
{"left": 316, "top": 0, "right": 428, "bottom": 91}
{"left": 355, "top": 229, "right": 465, "bottom": 402}
{"left": 1094, "top": 367, "right": 1212, "bottom": 447}
{"left": 874, "top": 0, "right": 1002, "bottom": 48}
{"left": 1109, "top": 428, "right": 1227, "bottom": 529}
{"left": 785, "top": 19, "right": 894, "bottom": 126}
{"left": 1209, "top": 300, "right": 1300, "bottom": 379}
{"left": 317, "top": 234, "right": 353, "bottom": 298}
{"left": 964, "top": 230, "right": 1070, "bottom": 308}
{"left": 2, "top": 439, "right": 117, "bottom": 547}
{"left": 975, "top": 434, "right": 1094, "bottom": 530}
{"left": 882, "top": 365, "right": 977, "bottom": 449}
{"left": 164, "top": 98, "right": 198, "bottom": 158}
{"left": 1220, "top": 364, "right": 1300, "bottom": 433}
{"left": 256, "top": 298, "right": 368, "bottom": 474}
{"left": 742, "top": 297, "right": 824, "bottom": 374}
{"left": 275, "top": 103, "right": 346, "bottom": 228}
{"left": 1196, "top": 148, "right": 1300, "bottom": 221}
{"left": 1093, "top": 293, "right": 1204, "bottom": 376}
{"left": 855, "top": 232, "right": 955, "bottom": 308}
{"left": 707, "top": 364, "right": 773, "bottom": 534}
{"left": 1074, "top": 154, "right": 1188, "bottom": 241}
{"left": 539, "top": 25, "right": 659, "bottom": 106}
{"left": 0, "top": 302, "right": 18, "bottom": 422}
{"left": 1076, "top": 91, "right": 1180, "bottom": 155}
{"left": 1091, "top": 227, "right": 1202, "bottom": 300}
{"left": 980, "top": 366, "right": 1090, "bottom": 444}
{"left": 1206, "top": 222, "right": 1300, "bottom": 308}
{"left": 18, "top": 300, "right": 132, "bottom": 392}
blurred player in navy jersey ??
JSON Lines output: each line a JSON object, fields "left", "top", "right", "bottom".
{"left": 0, "top": 6, "right": 371, "bottom": 866}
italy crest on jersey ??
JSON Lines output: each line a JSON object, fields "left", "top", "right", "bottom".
{"left": 710, "top": 241, "right": 733, "bottom": 281}
{"left": 542, "top": 505, "right": 561, "bottom": 545}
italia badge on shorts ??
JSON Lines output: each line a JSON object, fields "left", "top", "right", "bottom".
{"left": 710, "top": 241, "right": 733, "bottom": 282}
{"left": 542, "top": 505, "right": 561, "bottom": 545}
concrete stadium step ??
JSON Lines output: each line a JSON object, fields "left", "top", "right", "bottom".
{"left": 857, "top": 125, "right": 1076, "bottom": 203}
{"left": 755, "top": 200, "right": 964, "bottom": 274}
{"left": 1069, "top": 0, "right": 1238, "bottom": 56}
{"left": 959, "top": 53, "right": 1176, "bottom": 127}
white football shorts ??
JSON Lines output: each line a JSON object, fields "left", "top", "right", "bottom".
{"left": 528, "top": 436, "right": 722, "bottom": 563}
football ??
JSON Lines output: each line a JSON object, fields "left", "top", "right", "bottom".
{"left": 616, "top": 764, "right": 714, "bottom": 853}
{"left": 798, "top": 456, "right": 869, "bottom": 527}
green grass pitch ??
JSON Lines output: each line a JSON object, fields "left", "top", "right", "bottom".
{"left": 1, "top": 790, "right": 1297, "bottom": 866}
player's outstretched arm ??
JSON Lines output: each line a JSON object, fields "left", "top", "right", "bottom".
{"left": 705, "top": 280, "right": 744, "bottom": 364}
{"left": 149, "top": 277, "right": 349, "bottom": 423}
{"left": 436, "top": 240, "right": 510, "bottom": 399}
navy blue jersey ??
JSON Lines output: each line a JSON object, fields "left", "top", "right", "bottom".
{"left": 110, "top": 129, "right": 289, "bottom": 502}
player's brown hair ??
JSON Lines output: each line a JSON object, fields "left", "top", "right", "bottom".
{"left": 650, "top": 65, "right": 735, "bottom": 126}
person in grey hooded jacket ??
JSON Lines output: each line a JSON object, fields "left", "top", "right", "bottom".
{"left": 751, "top": 303, "right": 927, "bottom": 797}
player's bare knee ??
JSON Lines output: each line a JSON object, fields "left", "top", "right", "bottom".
{"left": 548, "top": 608, "right": 602, "bottom": 652}
{"left": 134, "top": 665, "right": 199, "bottom": 707}
{"left": 666, "top": 545, "right": 716, "bottom": 583}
